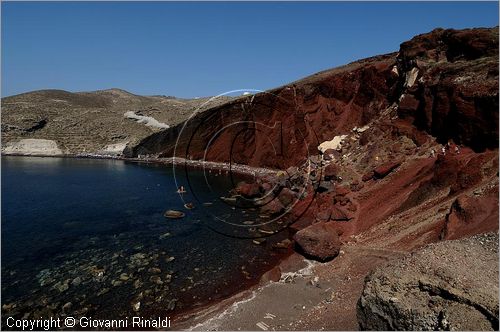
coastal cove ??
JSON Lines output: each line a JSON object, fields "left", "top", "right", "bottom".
{"left": 1, "top": 156, "right": 291, "bottom": 326}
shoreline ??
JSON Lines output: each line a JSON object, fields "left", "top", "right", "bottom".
{"left": 173, "top": 253, "right": 312, "bottom": 330}
{"left": 1, "top": 153, "right": 279, "bottom": 177}
{"left": 2, "top": 152, "right": 294, "bottom": 328}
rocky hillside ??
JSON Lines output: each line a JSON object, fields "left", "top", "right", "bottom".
{"left": 130, "top": 27, "right": 498, "bottom": 168}
{"left": 1, "top": 88, "right": 231, "bottom": 155}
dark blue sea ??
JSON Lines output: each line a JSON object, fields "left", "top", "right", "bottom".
{"left": 1, "top": 156, "right": 289, "bottom": 327}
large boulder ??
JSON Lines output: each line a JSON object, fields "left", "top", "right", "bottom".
{"left": 293, "top": 222, "right": 341, "bottom": 262}
{"left": 323, "top": 163, "right": 339, "bottom": 181}
{"left": 357, "top": 233, "right": 499, "bottom": 331}
{"left": 260, "top": 199, "right": 285, "bottom": 216}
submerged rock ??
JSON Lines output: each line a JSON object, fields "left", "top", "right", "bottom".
{"left": 164, "top": 210, "right": 185, "bottom": 219}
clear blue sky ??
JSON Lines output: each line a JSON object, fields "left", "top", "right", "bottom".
{"left": 2, "top": 2, "right": 498, "bottom": 98}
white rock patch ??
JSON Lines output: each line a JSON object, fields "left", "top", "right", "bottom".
{"left": 100, "top": 142, "right": 128, "bottom": 155}
{"left": 124, "top": 111, "right": 169, "bottom": 129}
{"left": 318, "top": 134, "right": 347, "bottom": 153}
{"left": 405, "top": 68, "right": 419, "bottom": 88}
{"left": 2, "top": 139, "right": 63, "bottom": 156}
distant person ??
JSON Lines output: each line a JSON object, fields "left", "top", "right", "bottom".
{"left": 430, "top": 149, "right": 436, "bottom": 158}
{"left": 441, "top": 146, "right": 446, "bottom": 156}
{"left": 177, "top": 186, "right": 186, "bottom": 194}
{"left": 455, "top": 145, "right": 460, "bottom": 154}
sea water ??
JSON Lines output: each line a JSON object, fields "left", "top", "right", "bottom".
{"left": 1, "top": 156, "right": 289, "bottom": 327}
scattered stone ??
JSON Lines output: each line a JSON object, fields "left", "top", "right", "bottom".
{"left": 361, "top": 171, "right": 374, "bottom": 182}
{"left": 62, "top": 302, "right": 72, "bottom": 313}
{"left": 261, "top": 199, "right": 285, "bottom": 216}
{"left": 278, "top": 188, "right": 297, "bottom": 207}
{"left": 167, "top": 299, "right": 177, "bottom": 311}
{"left": 133, "top": 279, "right": 142, "bottom": 289}
{"left": 323, "top": 163, "right": 339, "bottom": 181}
{"left": 235, "top": 181, "right": 261, "bottom": 198}
{"left": 150, "top": 276, "right": 163, "bottom": 285}
{"left": 71, "top": 277, "right": 82, "bottom": 286}
{"left": 373, "top": 161, "right": 401, "bottom": 179}
{"left": 111, "top": 280, "right": 123, "bottom": 287}
{"left": 164, "top": 210, "right": 185, "bottom": 219}
{"left": 159, "top": 232, "right": 171, "bottom": 239}
{"left": 119, "top": 273, "right": 130, "bottom": 281}
{"left": 260, "top": 266, "right": 282, "bottom": 283}
{"left": 272, "top": 239, "right": 292, "bottom": 250}
{"left": 253, "top": 238, "right": 266, "bottom": 245}
{"left": 53, "top": 280, "right": 69, "bottom": 293}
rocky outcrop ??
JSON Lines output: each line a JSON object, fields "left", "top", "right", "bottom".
{"left": 357, "top": 233, "right": 499, "bottom": 330}
{"left": 2, "top": 139, "right": 63, "bottom": 156}
{"left": 441, "top": 192, "right": 499, "bottom": 240}
{"left": 293, "top": 222, "right": 341, "bottom": 261}
{"left": 395, "top": 27, "right": 499, "bottom": 152}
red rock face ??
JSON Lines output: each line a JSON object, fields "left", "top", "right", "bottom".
{"left": 130, "top": 27, "right": 498, "bottom": 249}
{"left": 131, "top": 54, "right": 397, "bottom": 169}
{"left": 396, "top": 28, "right": 499, "bottom": 152}
{"left": 441, "top": 192, "right": 499, "bottom": 240}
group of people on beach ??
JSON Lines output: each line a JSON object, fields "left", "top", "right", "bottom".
{"left": 430, "top": 141, "right": 460, "bottom": 158}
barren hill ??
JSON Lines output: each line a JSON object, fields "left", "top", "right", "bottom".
{"left": 1, "top": 88, "right": 232, "bottom": 155}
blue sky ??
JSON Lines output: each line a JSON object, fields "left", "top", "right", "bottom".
{"left": 1, "top": 2, "right": 498, "bottom": 98}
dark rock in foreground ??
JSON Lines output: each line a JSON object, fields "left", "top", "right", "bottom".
{"left": 357, "top": 233, "right": 499, "bottom": 331}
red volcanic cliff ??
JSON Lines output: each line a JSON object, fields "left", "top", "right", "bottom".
{"left": 130, "top": 27, "right": 498, "bottom": 169}
{"left": 129, "top": 53, "right": 399, "bottom": 168}
{"left": 130, "top": 27, "right": 498, "bottom": 248}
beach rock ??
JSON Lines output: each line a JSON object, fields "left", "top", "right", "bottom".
{"left": 272, "top": 238, "right": 292, "bottom": 250}
{"left": 293, "top": 222, "right": 341, "bottom": 261}
{"left": 164, "top": 210, "right": 185, "bottom": 219}
{"left": 235, "top": 181, "right": 261, "bottom": 198}
{"left": 278, "top": 188, "right": 296, "bottom": 207}
{"left": 357, "top": 233, "right": 499, "bottom": 331}
{"left": 361, "top": 171, "right": 374, "bottom": 182}
{"left": 260, "top": 266, "right": 282, "bottom": 284}
{"left": 323, "top": 149, "right": 336, "bottom": 161}
{"left": 323, "top": 163, "right": 339, "bottom": 181}
{"left": 261, "top": 199, "right": 285, "bottom": 216}
{"left": 334, "top": 185, "right": 350, "bottom": 197}
{"left": 330, "top": 206, "right": 351, "bottom": 221}
{"left": 316, "top": 210, "right": 331, "bottom": 222}
{"left": 373, "top": 161, "right": 401, "bottom": 179}
{"left": 286, "top": 166, "right": 300, "bottom": 177}
{"left": 288, "top": 215, "right": 315, "bottom": 233}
